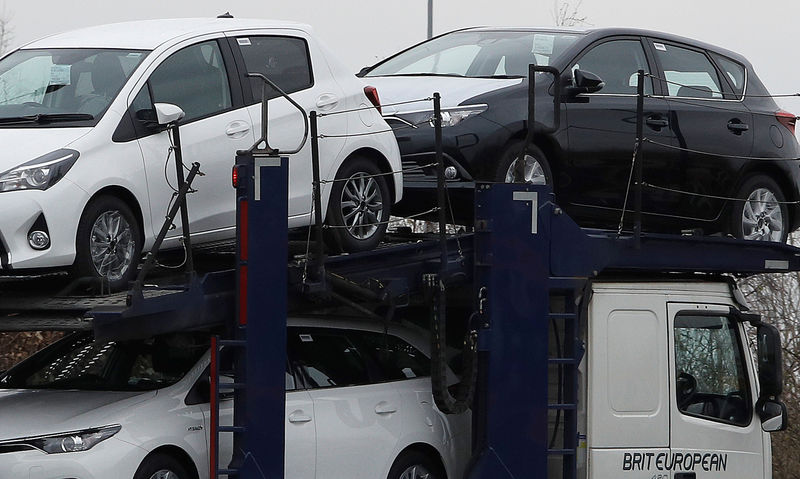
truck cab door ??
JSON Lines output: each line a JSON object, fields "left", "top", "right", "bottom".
{"left": 586, "top": 291, "right": 670, "bottom": 478}
{"left": 667, "top": 304, "right": 764, "bottom": 478}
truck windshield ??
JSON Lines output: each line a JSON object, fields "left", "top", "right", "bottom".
{"left": 0, "top": 48, "right": 148, "bottom": 125}
{"left": 365, "top": 30, "right": 581, "bottom": 78}
{"left": 0, "top": 332, "right": 208, "bottom": 391}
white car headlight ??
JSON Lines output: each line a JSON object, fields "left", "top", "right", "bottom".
{"left": 1, "top": 425, "right": 120, "bottom": 454}
{"left": 394, "top": 104, "right": 488, "bottom": 129}
{"left": 0, "top": 148, "right": 80, "bottom": 193}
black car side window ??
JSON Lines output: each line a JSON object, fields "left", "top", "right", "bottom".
{"left": 653, "top": 43, "right": 724, "bottom": 99}
{"left": 149, "top": 40, "right": 233, "bottom": 122}
{"left": 710, "top": 53, "right": 746, "bottom": 99}
{"left": 236, "top": 36, "right": 313, "bottom": 104}
{"left": 571, "top": 40, "right": 653, "bottom": 95}
{"left": 350, "top": 330, "right": 431, "bottom": 381}
{"left": 289, "top": 328, "right": 375, "bottom": 389}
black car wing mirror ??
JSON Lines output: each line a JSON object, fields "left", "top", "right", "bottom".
{"left": 566, "top": 69, "right": 605, "bottom": 95}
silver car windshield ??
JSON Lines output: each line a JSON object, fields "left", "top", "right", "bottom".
{"left": 0, "top": 48, "right": 148, "bottom": 123}
{"left": 366, "top": 30, "right": 582, "bottom": 78}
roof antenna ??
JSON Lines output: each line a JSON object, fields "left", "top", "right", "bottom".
{"left": 217, "top": 12, "right": 234, "bottom": 18}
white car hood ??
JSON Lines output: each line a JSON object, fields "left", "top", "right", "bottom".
{"left": 0, "top": 389, "right": 155, "bottom": 441}
{"left": 0, "top": 128, "right": 91, "bottom": 173}
{"left": 365, "top": 76, "right": 523, "bottom": 114}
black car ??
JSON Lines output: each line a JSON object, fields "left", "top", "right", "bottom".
{"left": 361, "top": 27, "right": 800, "bottom": 242}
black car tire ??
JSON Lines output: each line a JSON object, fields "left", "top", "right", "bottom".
{"left": 495, "top": 140, "right": 552, "bottom": 185}
{"left": 133, "top": 453, "right": 191, "bottom": 479}
{"left": 73, "top": 195, "right": 142, "bottom": 291}
{"left": 729, "top": 175, "right": 789, "bottom": 243}
{"left": 387, "top": 450, "right": 445, "bottom": 479}
{"left": 325, "top": 156, "right": 391, "bottom": 253}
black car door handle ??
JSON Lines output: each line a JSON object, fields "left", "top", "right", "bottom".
{"left": 728, "top": 120, "right": 749, "bottom": 133}
{"left": 646, "top": 117, "right": 669, "bottom": 128}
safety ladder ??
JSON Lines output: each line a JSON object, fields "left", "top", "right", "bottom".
{"left": 210, "top": 336, "right": 247, "bottom": 477}
{"left": 547, "top": 279, "right": 584, "bottom": 479}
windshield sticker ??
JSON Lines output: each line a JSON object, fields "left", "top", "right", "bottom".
{"left": 237, "top": 38, "right": 252, "bottom": 46}
{"left": 654, "top": 42, "right": 667, "bottom": 52}
{"left": 127, "top": 52, "right": 142, "bottom": 58}
{"left": 622, "top": 452, "right": 727, "bottom": 472}
{"left": 533, "top": 34, "right": 555, "bottom": 56}
{"left": 49, "top": 65, "right": 71, "bottom": 86}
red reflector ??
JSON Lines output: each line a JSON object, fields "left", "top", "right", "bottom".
{"left": 776, "top": 109, "right": 796, "bottom": 136}
{"left": 232, "top": 165, "right": 239, "bottom": 188}
{"left": 364, "top": 86, "right": 381, "bottom": 114}
{"left": 239, "top": 265, "right": 248, "bottom": 325}
{"left": 239, "top": 200, "right": 248, "bottom": 261}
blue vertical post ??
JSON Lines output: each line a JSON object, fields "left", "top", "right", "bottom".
{"left": 231, "top": 152, "right": 288, "bottom": 477}
{"left": 468, "top": 183, "right": 551, "bottom": 479}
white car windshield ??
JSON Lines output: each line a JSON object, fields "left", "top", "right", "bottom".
{"left": 0, "top": 332, "right": 208, "bottom": 391}
{"left": 0, "top": 48, "right": 148, "bottom": 124}
{"left": 366, "top": 30, "right": 581, "bottom": 78}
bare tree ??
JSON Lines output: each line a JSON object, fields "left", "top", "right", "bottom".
{"left": 552, "top": 0, "right": 589, "bottom": 27}
{"left": 740, "top": 233, "right": 800, "bottom": 478}
{"left": 0, "top": 4, "right": 12, "bottom": 54}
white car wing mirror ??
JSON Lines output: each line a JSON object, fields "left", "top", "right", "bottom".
{"left": 154, "top": 103, "right": 185, "bottom": 126}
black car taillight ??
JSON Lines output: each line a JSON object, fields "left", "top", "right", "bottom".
{"left": 776, "top": 109, "right": 796, "bottom": 135}
{"left": 364, "top": 86, "right": 381, "bottom": 114}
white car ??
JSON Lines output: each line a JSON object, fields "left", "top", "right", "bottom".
{"left": 0, "top": 18, "right": 402, "bottom": 289}
{"left": 0, "top": 318, "right": 471, "bottom": 479}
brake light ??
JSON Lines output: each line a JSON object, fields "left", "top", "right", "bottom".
{"left": 776, "top": 109, "right": 796, "bottom": 135}
{"left": 232, "top": 165, "right": 240, "bottom": 189}
{"left": 364, "top": 86, "right": 381, "bottom": 114}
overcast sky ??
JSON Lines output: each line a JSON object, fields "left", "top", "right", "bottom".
{"left": 4, "top": 0, "right": 800, "bottom": 109}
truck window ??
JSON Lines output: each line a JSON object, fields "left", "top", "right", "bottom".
{"left": 673, "top": 314, "right": 751, "bottom": 426}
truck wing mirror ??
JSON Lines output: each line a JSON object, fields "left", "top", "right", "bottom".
{"left": 756, "top": 323, "right": 783, "bottom": 398}
{"left": 758, "top": 399, "right": 788, "bottom": 432}
{"left": 566, "top": 69, "right": 605, "bottom": 96}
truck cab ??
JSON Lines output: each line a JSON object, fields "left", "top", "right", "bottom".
{"left": 581, "top": 280, "right": 786, "bottom": 479}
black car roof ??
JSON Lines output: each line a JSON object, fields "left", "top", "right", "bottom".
{"left": 456, "top": 26, "right": 750, "bottom": 67}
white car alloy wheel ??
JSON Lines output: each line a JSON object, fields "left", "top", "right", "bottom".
{"left": 742, "top": 187, "right": 783, "bottom": 241}
{"left": 89, "top": 210, "right": 135, "bottom": 281}
{"left": 340, "top": 172, "right": 384, "bottom": 240}
{"left": 399, "top": 464, "right": 434, "bottom": 479}
{"left": 149, "top": 471, "right": 181, "bottom": 479}
{"left": 505, "top": 155, "right": 547, "bottom": 185}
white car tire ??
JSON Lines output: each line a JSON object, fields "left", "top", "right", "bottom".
{"left": 325, "top": 156, "right": 391, "bottom": 252}
{"left": 133, "top": 453, "right": 191, "bottom": 479}
{"left": 73, "top": 195, "right": 142, "bottom": 291}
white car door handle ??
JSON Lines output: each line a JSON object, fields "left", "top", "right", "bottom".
{"left": 316, "top": 94, "right": 339, "bottom": 111}
{"left": 288, "top": 411, "right": 312, "bottom": 423}
{"left": 374, "top": 401, "right": 397, "bottom": 414}
{"left": 225, "top": 122, "right": 251, "bottom": 137}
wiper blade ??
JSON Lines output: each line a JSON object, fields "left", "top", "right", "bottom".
{"left": 0, "top": 113, "right": 94, "bottom": 124}
{"left": 378, "top": 73, "right": 466, "bottom": 78}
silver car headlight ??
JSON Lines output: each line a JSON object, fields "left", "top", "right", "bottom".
{"left": 0, "top": 425, "right": 120, "bottom": 454}
{"left": 0, "top": 148, "right": 80, "bottom": 193}
{"left": 394, "top": 104, "right": 488, "bottom": 128}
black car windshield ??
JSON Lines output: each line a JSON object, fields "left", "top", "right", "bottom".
{"left": 0, "top": 48, "right": 148, "bottom": 125}
{"left": 366, "top": 30, "right": 581, "bottom": 78}
{"left": 0, "top": 332, "right": 208, "bottom": 391}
